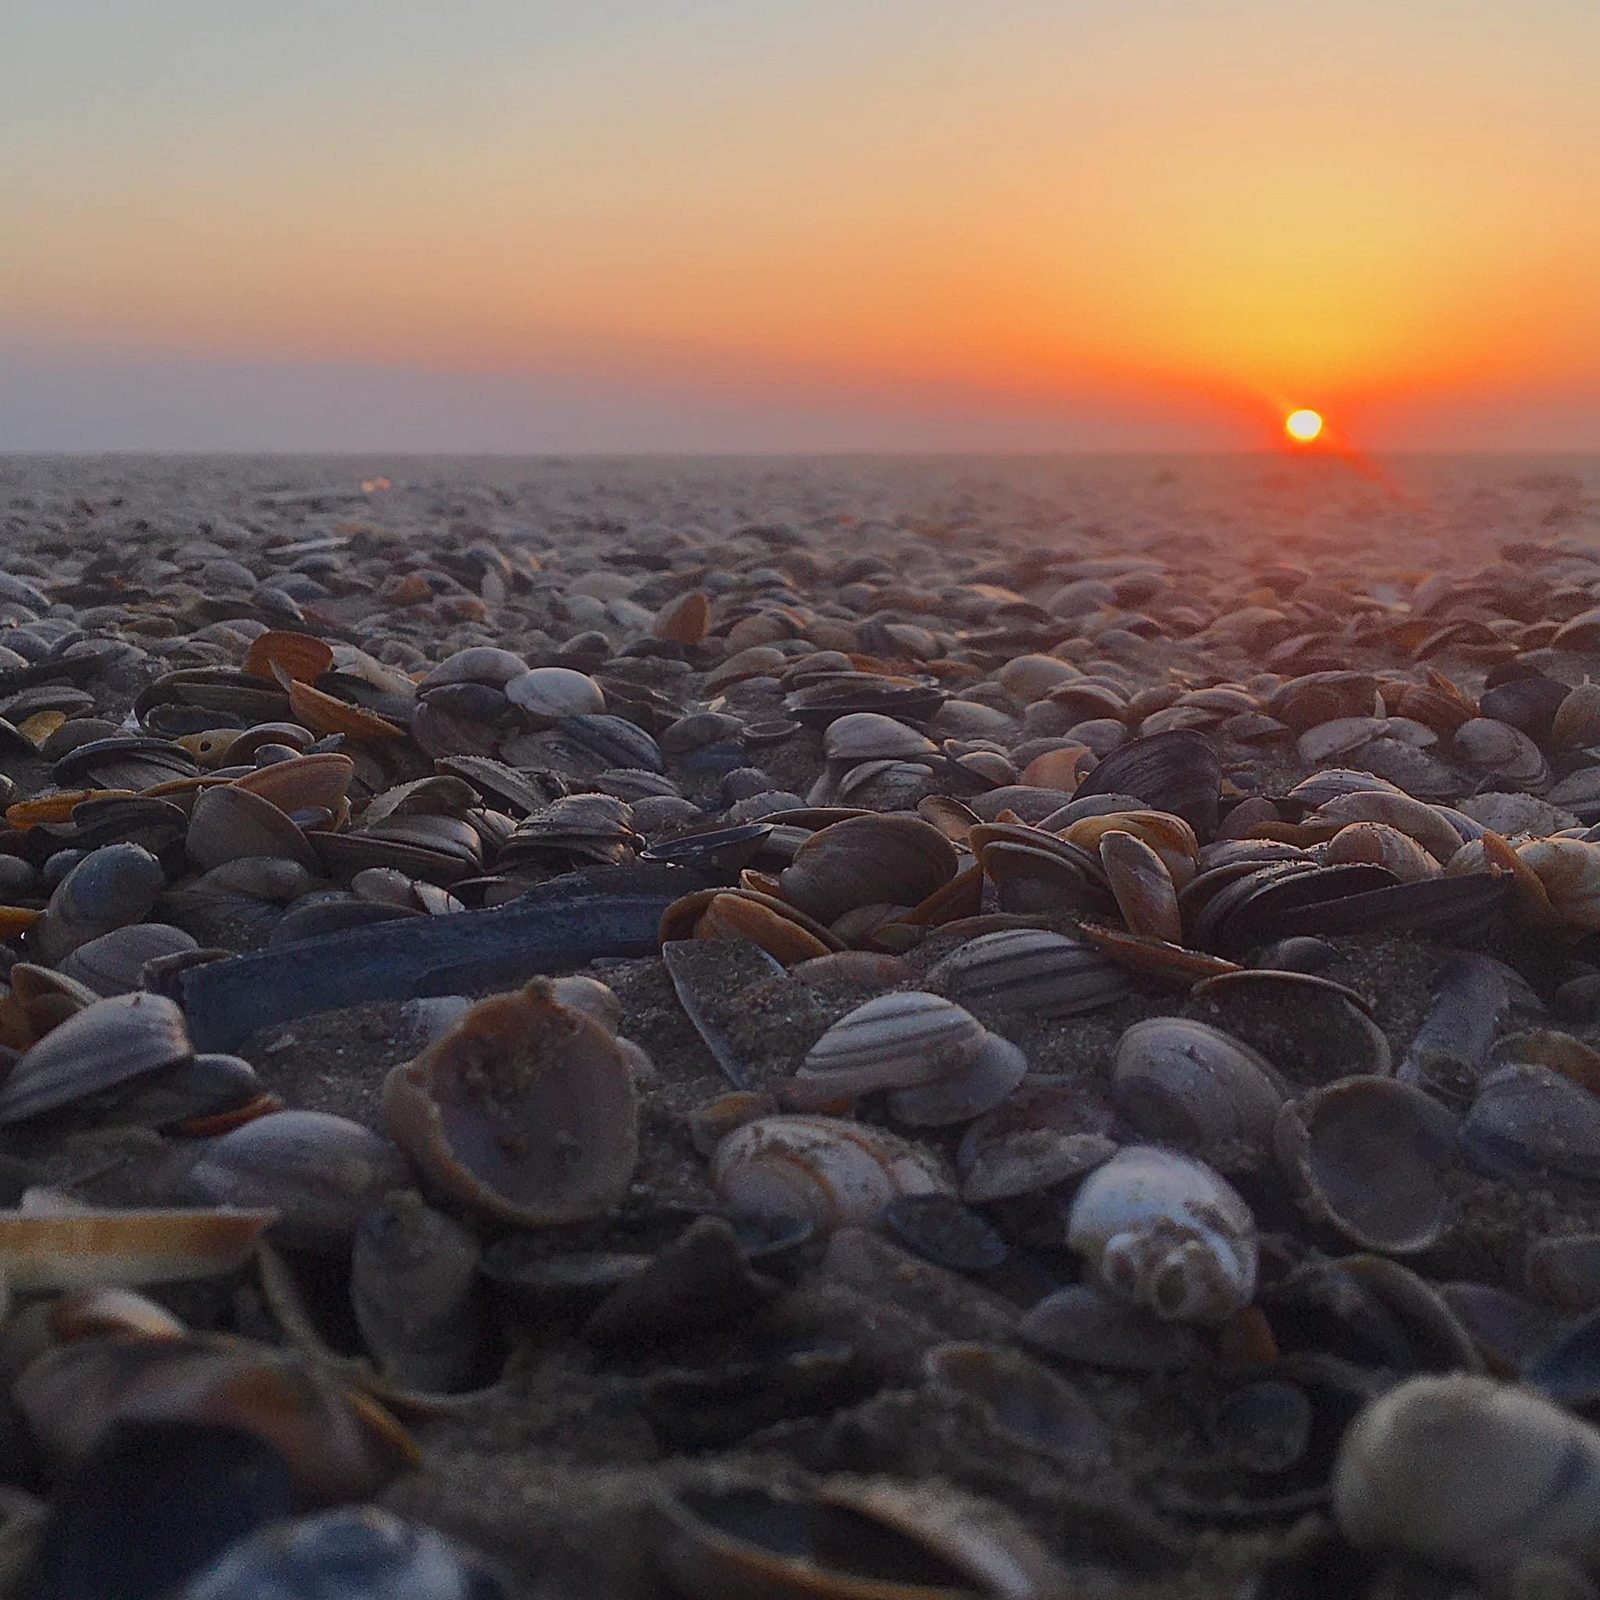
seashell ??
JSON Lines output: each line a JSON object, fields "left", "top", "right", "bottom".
{"left": 383, "top": 979, "right": 640, "bottom": 1226}
{"left": 231, "top": 751, "right": 354, "bottom": 816}
{"left": 1187, "top": 969, "right": 1390, "bottom": 1084}
{"left": 1284, "top": 768, "right": 1405, "bottom": 807}
{"left": 1454, "top": 717, "right": 1550, "bottom": 789}
{"left": 656, "top": 1480, "right": 1062, "bottom": 1600}
{"left": 185, "top": 1110, "right": 413, "bottom": 1252}
{"left": 1400, "top": 952, "right": 1535, "bottom": 1104}
{"left": 0, "top": 991, "right": 193, "bottom": 1124}
{"left": 652, "top": 589, "right": 711, "bottom": 644}
{"left": 1018, "top": 1282, "right": 1207, "bottom": 1371}
{"left": 925, "top": 928, "right": 1130, "bottom": 1016}
{"left": 350, "top": 1190, "right": 485, "bottom": 1394}
{"left": 1110, "top": 1017, "right": 1287, "bottom": 1157}
{"left": 1070, "top": 729, "right": 1221, "bottom": 838}
{"left": 1553, "top": 681, "right": 1600, "bottom": 750}
{"left": 109, "top": 1051, "right": 267, "bottom": 1131}
{"left": 1325, "top": 821, "right": 1440, "bottom": 882}
{"left": 823, "top": 712, "right": 938, "bottom": 765}
{"left": 1075, "top": 920, "right": 1240, "bottom": 983}
{"left": 1308, "top": 789, "right": 1467, "bottom": 864}
{"left": 503, "top": 666, "right": 607, "bottom": 728}
{"left": 1517, "top": 839, "right": 1600, "bottom": 930}
{"left": 1349, "top": 736, "right": 1461, "bottom": 800}
{"left": 15, "top": 1335, "right": 416, "bottom": 1506}
{"left": 241, "top": 630, "right": 334, "bottom": 685}
{"left": 922, "top": 1342, "right": 1108, "bottom": 1469}
{"left": 0, "top": 1205, "right": 273, "bottom": 1292}
{"left": 58, "top": 923, "right": 200, "bottom": 995}
{"left": 1462, "top": 1064, "right": 1600, "bottom": 1184}
{"left": 1479, "top": 674, "right": 1570, "bottom": 743}
{"left": 179, "top": 1507, "right": 507, "bottom": 1600}
{"left": 777, "top": 814, "right": 957, "bottom": 925}
{"left": 1208, "top": 1377, "right": 1314, "bottom": 1475}
{"left": 1333, "top": 1374, "right": 1600, "bottom": 1570}
{"left": 1060, "top": 808, "right": 1198, "bottom": 885}
{"left": 1275, "top": 1076, "right": 1459, "bottom": 1253}
{"left": 881, "top": 1192, "right": 1006, "bottom": 1273}
{"left": 285, "top": 678, "right": 407, "bottom": 741}
{"left": 1098, "top": 828, "right": 1182, "bottom": 941}
{"left": 794, "top": 991, "right": 987, "bottom": 1101}
{"left": 1297, "top": 715, "right": 1387, "bottom": 764}
{"left": 1526, "top": 1234, "right": 1600, "bottom": 1313}
{"left": 883, "top": 1030, "right": 1028, "bottom": 1126}
{"left": 419, "top": 646, "right": 528, "bottom": 689}
{"left": 1065, "top": 1145, "right": 1257, "bottom": 1324}
{"left": 186, "top": 784, "right": 317, "bottom": 873}
{"left": 662, "top": 889, "right": 840, "bottom": 966}
{"left": 711, "top": 1113, "right": 953, "bottom": 1232}
{"left": 31, "top": 842, "right": 167, "bottom": 965}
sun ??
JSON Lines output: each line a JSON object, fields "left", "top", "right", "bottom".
{"left": 1285, "top": 408, "right": 1324, "bottom": 443}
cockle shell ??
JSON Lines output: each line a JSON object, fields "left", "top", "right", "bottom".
{"left": 711, "top": 1114, "right": 954, "bottom": 1232}
{"left": 383, "top": 979, "right": 640, "bottom": 1226}
{"left": 1065, "top": 1145, "right": 1258, "bottom": 1324}
{"left": 1333, "top": 1375, "right": 1600, "bottom": 1570}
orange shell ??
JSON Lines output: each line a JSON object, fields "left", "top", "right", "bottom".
{"left": 233, "top": 752, "right": 355, "bottom": 815}
{"left": 5, "top": 790, "right": 135, "bottom": 830}
{"left": 697, "top": 893, "right": 832, "bottom": 965}
{"left": 243, "top": 630, "right": 335, "bottom": 685}
{"left": 652, "top": 591, "right": 710, "bottom": 645}
{"left": 18, "top": 711, "right": 66, "bottom": 747}
{"left": 286, "top": 680, "right": 407, "bottom": 742}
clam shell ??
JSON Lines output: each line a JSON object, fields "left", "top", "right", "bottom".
{"left": 1098, "top": 828, "right": 1182, "bottom": 941}
{"left": 0, "top": 1206, "right": 274, "bottom": 1291}
{"left": 0, "top": 991, "right": 193, "bottom": 1124}
{"left": 1070, "top": 729, "right": 1221, "bottom": 838}
{"left": 383, "top": 979, "right": 640, "bottom": 1226}
{"left": 884, "top": 1030, "right": 1028, "bottom": 1126}
{"left": 1325, "top": 821, "right": 1441, "bottom": 883}
{"left": 31, "top": 842, "right": 167, "bottom": 965}
{"left": 504, "top": 666, "right": 606, "bottom": 726}
{"left": 925, "top": 928, "right": 1130, "bottom": 1016}
{"left": 1462, "top": 1063, "right": 1600, "bottom": 1183}
{"left": 58, "top": 923, "right": 200, "bottom": 996}
{"left": 1517, "top": 839, "right": 1600, "bottom": 930}
{"left": 1275, "top": 1076, "right": 1459, "bottom": 1253}
{"left": 795, "top": 991, "right": 986, "bottom": 1100}
{"left": 922, "top": 1343, "right": 1108, "bottom": 1469}
{"left": 777, "top": 815, "right": 957, "bottom": 926}
{"left": 187, "top": 784, "right": 317, "bottom": 873}
{"left": 711, "top": 1113, "right": 954, "bottom": 1232}
{"left": 1110, "top": 1017, "right": 1286, "bottom": 1156}
{"left": 1187, "top": 969, "right": 1391, "bottom": 1084}
{"left": 231, "top": 752, "right": 354, "bottom": 815}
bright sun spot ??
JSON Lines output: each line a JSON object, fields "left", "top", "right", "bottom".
{"left": 1285, "top": 408, "right": 1324, "bottom": 443}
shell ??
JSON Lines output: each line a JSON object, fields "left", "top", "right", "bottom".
{"left": 1110, "top": 1017, "right": 1286, "bottom": 1157}
{"left": 1098, "top": 828, "right": 1182, "bottom": 941}
{"left": 1069, "top": 729, "right": 1221, "bottom": 838}
{"left": 1462, "top": 1063, "right": 1600, "bottom": 1183}
{"left": 925, "top": 928, "right": 1130, "bottom": 1016}
{"left": 382, "top": 979, "right": 640, "bottom": 1226}
{"left": 0, "top": 1206, "right": 273, "bottom": 1291}
{"left": 921, "top": 1343, "right": 1108, "bottom": 1469}
{"left": 504, "top": 667, "right": 606, "bottom": 726}
{"left": 1332, "top": 1374, "right": 1600, "bottom": 1570}
{"left": 822, "top": 712, "right": 938, "bottom": 764}
{"left": 242, "top": 630, "right": 334, "bottom": 684}
{"left": 285, "top": 678, "right": 408, "bottom": 741}
{"left": 1065, "top": 1145, "right": 1257, "bottom": 1324}
{"left": 652, "top": 590, "right": 711, "bottom": 644}
{"left": 0, "top": 991, "right": 193, "bottom": 1124}
{"left": 793, "top": 992, "right": 987, "bottom": 1100}
{"left": 58, "top": 923, "right": 200, "bottom": 996}
{"left": 777, "top": 815, "right": 957, "bottom": 926}
{"left": 187, "top": 784, "right": 317, "bottom": 873}
{"left": 1517, "top": 839, "right": 1600, "bottom": 930}
{"left": 185, "top": 1110, "right": 413, "bottom": 1252}
{"left": 31, "top": 843, "right": 167, "bottom": 965}
{"left": 1325, "top": 821, "right": 1441, "bottom": 883}
{"left": 231, "top": 752, "right": 354, "bottom": 816}
{"left": 883, "top": 1030, "right": 1029, "bottom": 1127}
{"left": 711, "top": 1114, "right": 954, "bottom": 1232}
{"left": 1275, "top": 1076, "right": 1459, "bottom": 1253}
{"left": 1308, "top": 790, "right": 1466, "bottom": 864}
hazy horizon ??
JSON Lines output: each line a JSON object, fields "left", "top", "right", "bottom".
{"left": 7, "top": 1, "right": 1600, "bottom": 454}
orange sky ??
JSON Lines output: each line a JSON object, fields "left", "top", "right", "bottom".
{"left": 4, "top": 1, "right": 1599, "bottom": 450}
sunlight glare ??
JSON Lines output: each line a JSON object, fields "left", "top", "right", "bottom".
{"left": 1285, "top": 408, "right": 1324, "bottom": 443}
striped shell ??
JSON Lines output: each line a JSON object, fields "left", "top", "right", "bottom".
{"left": 795, "top": 992, "right": 986, "bottom": 1099}
{"left": 926, "top": 929, "right": 1130, "bottom": 1016}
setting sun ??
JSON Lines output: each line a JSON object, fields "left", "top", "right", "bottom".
{"left": 1285, "top": 408, "right": 1325, "bottom": 443}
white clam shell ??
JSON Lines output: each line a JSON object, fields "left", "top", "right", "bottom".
{"left": 1065, "top": 1145, "right": 1257, "bottom": 1325}
{"left": 795, "top": 991, "right": 986, "bottom": 1099}
{"left": 885, "top": 1031, "right": 1028, "bottom": 1127}
{"left": 711, "top": 1114, "right": 954, "bottom": 1232}
{"left": 1333, "top": 1374, "right": 1600, "bottom": 1570}
{"left": 927, "top": 928, "right": 1130, "bottom": 1017}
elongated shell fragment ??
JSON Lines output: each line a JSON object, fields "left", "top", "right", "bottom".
{"left": 1065, "top": 1145, "right": 1257, "bottom": 1324}
{"left": 1333, "top": 1374, "right": 1600, "bottom": 1570}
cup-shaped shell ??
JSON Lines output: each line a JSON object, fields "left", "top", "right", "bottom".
{"left": 1066, "top": 1145, "right": 1257, "bottom": 1324}
{"left": 1333, "top": 1374, "right": 1600, "bottom": 1570}
{"left": 794, "top": 992, "right": 986, "bottom": 1101}
{"left": 1325, "top": 821, "right": 1440, "bottom": 883}
{"left": 1098, "top": 829, "right": 1182, "bottom": 942}
{"left": 884, "top": 1031, "right": 1028, "bottom": 1127}
{"left": 777, "top": 815, "right": 957, "bottom": 926}
{"left": 1274, "top": 1076, "right": 1459, "bottom": 1254}
{"left": 0, "top": 991, "right": 193, "bottom": 1125}
{"left": 1061, "top": 809, "right": 1198, "bottom": 887}
{"left": 1517, "top": 839, "right": 1600, "bottom": 931}
{"left": 925, "top": 929, "right": 1131, "bottom": 1017}
{"left": 1111, "top": 1017, "right": 1286, "bottom": 1156}
{"left": 31, "top": 843, "right": 167, "bottom": 965}
{"left": 14, "top": 1334, "right": 416, "bottom": 1505}
{"left": 0, "top": 1207, "right": 274, "bottom": 1292}
{"left": 712, "top": 1114, "right": 953, "bottom": 1232}
{"left": 187, "top": 784, "right": 318, "bottom": 872}
{"left": 383, "top": 979, "right": 639, "bottom": 1226}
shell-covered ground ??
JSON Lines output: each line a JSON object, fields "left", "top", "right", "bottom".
{"left": 1, "top": 453, "right": 1600, "bottom": 1597}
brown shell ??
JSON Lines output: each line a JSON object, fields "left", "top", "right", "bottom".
{"left": 652, "top": 591, "right": 711, "bottom": 645}
{"left": 244, "top": 630, "right": 335, "bottom": 685}
{"left": 382, "top": 979, "right": 640, "bottom": 1225}
{"left": 0, "top": 1208, "right": 275, "bottom": 1292}
{"left": 232, "top": 752, "right": 356, "bottom": 816}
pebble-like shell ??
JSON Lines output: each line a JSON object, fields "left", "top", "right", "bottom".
{"left": 823, "top": 712, "right": 938, "bottom": 763}
{"left": 58, "top": 923, "right": 200, "bottom": 996}
{"left": 1111, "top": 1017, "right": 1286, "bottom": 1155}
{"left": 926, "top": 928, "right": 1130, "bottom": 1016}
{"left": 1308, "top": 790, "right": 1466, "bottom": 864}
{"left": 712, "top": 1114, "right": 953, "bottom": 1232}
{"left": 795, "top": 991, "right": 987, "bottom": 1099}
{"left": 31, "top": 843, "right": 167, "bottom": 965}
{"left": 1065, "top": 1145, "right": 1257, "bottom": 1324}
{"left": 1325, "top": 821, "right": 1441, "bottom": 883}
{"left": 1333, "top": 1374, "right": 1600, "bottom": 1570}
{"left": 504, "top": 666, "right": 606, "bottom": 726}
{"left": 383, "top": 979, "right": 640, "bottom": 1226}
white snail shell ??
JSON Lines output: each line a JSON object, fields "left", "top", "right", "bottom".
{"left": 1065, "top": 1145, "right": 1256, "bottom": 1325}
{"left": 1334, "top": 1374, "right": 1600, "bottom": 1570}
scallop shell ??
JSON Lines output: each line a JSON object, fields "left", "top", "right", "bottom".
{"left": 711, "top": 1113, "right": 954, "bottom": 1232}
{"left": 383, "top": 979, "right": 640, "bottom": 1226}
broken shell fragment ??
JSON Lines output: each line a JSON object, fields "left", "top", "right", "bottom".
{"left": 1065, "top": 1145, "right": 1257, "bottom": 1324}
{"left": 383, "top": 979, "right": 640, "bottom": 1226}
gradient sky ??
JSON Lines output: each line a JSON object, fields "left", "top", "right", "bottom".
{"left": 4, "top": 0, "right": 1599, "bottom": 452}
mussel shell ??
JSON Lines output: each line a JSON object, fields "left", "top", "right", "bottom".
{"left": 1462, "top": 1064, "right": 1600, "bottom": 1184}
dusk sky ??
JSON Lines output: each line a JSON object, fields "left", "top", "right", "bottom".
{"left": 5, "top": 1, "right": 1598, "bottom": 453}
